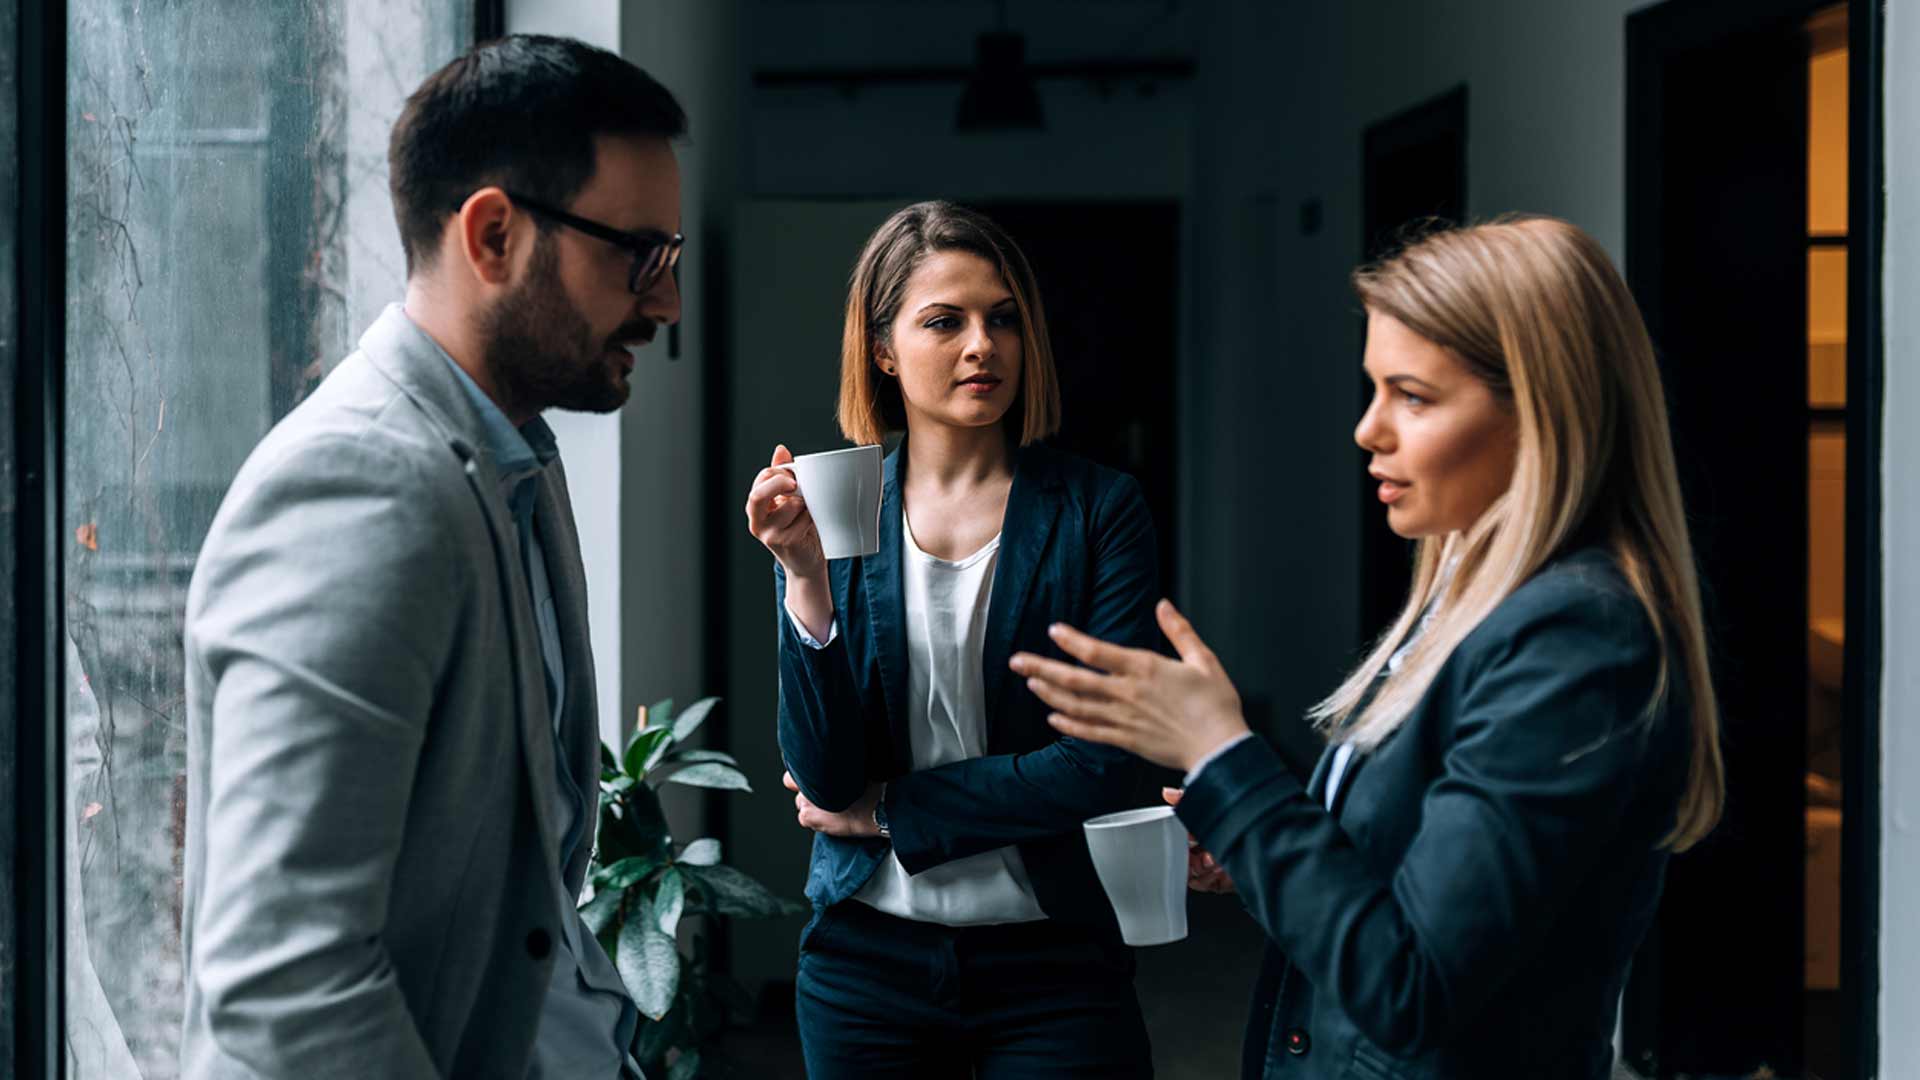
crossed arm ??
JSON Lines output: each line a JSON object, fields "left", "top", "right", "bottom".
{"left": 776, "top": 476, "right": 1166, "bottom": 870}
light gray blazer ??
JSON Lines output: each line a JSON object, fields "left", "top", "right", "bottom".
{"left": 180, "top": 306, "right": 610, "bottom": 1079}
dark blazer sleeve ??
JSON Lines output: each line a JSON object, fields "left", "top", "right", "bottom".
{"left": 1174, "top": 581, "right": 1674, "bottom": 1055}
{"left": 774, "top": 561, "right": 874, "bottom": 813}
{"left": 883, "top": 474, "right": 1161, "bottom": 874}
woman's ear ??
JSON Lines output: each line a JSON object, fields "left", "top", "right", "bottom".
{"left": 874, "top": 344, "right": 896, "bottom": 377}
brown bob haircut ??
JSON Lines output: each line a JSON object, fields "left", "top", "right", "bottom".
{"left": 836, "top": 201, "right": 1063, "bottom": 446}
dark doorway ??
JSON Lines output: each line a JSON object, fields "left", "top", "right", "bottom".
{"left": 1624, "top": 1, "right": 1880, "bottom": 1077}
{"left": 982, "top": 202, "right": 1181, "bottom": 598}
{"left": 1357, "top": 86, "right": 1467, "bottom": 647}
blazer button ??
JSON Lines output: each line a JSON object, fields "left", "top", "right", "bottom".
{"left": 1284, "top": 1028, "right": 1310, "bottom": 1056}
{"left": 526, "top": 929, "right": 552, "bottom": 959}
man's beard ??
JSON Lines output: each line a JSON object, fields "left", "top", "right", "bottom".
{"left": 480, "top": 238, "right": 631, "bottom": 418}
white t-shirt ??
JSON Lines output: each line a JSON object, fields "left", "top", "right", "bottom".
{"left": 852, "top": 511, "right": 1047, "bottom": 926}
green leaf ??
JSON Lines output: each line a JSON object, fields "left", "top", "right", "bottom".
{"left": 670, "top": 697, "right": 721, "bottom": 744}
{"left": 659, "top": 748, "right": 739, "bottom": 768}
{"left": 667, "top": 1048, "right": 702, "bottom": 1080}
{"left": 649, "top": 697, "right": 676, "bottom": 732}
{"left": 617, "top": 900, "right": 681, "bottom": 1021}
{"left": 677, "top": 838, "right": 722, "bottom": 867}
{"left": 680, "top": 864, "right": 807, "bottom": 919}
{"left": 579, "top": 886, "right": 623, "bottom": 936}
{"left": 654, "top": 867, "right": 686, "bottom": 939}
{"left": 606, "top": 775, "right": 636, "bottom": 794}
{"left": 644, "top": 729, "right": 678, "bottom": 774}
{"left": 601, "top": 742, "right": 618, "bottom": 772}
{"left": 647, "top": 752, "right": 742, "bottom": 787}
{"left": 659, "top": 762, "right": 752, "bottom": 793}
{"left": 624, "top": 727, "right": 673, "bottom": 779}
{"left": 592, "top": 854, "right": 660, "bottom": 892}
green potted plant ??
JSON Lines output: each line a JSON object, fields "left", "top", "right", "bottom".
{"left": 581, "top": 697, "right": 806, "bottom": 1080}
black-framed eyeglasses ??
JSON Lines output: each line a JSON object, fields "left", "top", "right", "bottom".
{"left": 504, "top": 191, "right": 684, "bottom": 295}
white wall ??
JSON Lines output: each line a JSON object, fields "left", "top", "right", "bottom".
{"left": 616, "top": 0, "right": 745, "bottom": 725}
{"left": 509, "top": 0, "right": 617, "bottom": 52}
{"left": 616, "top": 0, "right": 747, "bottom": 856}
{"left": 505, "top": 1, "right": 628, "bottom": 751}
{"left": 504, "top": 0, "right": 747, "bottom": 756}
{"left": 1879, "top": 0, "right": 1918, "bottom": 1068}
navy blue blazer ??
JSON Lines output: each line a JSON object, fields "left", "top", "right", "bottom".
{"left": 775, "top": 442, "right": 1163, "bottom": 938}
{"left": 1177, "top": 549, "right": 1693, "bottom": 1079}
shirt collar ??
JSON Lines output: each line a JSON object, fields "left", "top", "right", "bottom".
{"left": 435, "top": 348, "right": 559, "bottom": 485}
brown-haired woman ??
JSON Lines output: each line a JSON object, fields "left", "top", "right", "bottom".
{"left": 743, "top": 200, "right": 1164, "bottom": 1077}
{"left": 1012, "top": 216, "right": 1726, "bottom": 1079}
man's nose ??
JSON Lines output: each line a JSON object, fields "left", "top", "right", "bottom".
{"left": 642, "top": 269, "right": 681, "bottom": 326}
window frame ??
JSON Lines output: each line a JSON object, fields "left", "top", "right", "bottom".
{"left": 1842, "top": 0, "right": 1887, "bottom": 1073}
{"left": 11, "top": 0, "right": 70, "bottom": 1075}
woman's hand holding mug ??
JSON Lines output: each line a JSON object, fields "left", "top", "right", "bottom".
{"left": 745, "top": 444, "right": 834, "bottom": 638}
{"left": 746, "top": 444, "right": 824, "bottom": 576}
{"left": 1162, "top": 787, "right": 1235, "bottom": 894}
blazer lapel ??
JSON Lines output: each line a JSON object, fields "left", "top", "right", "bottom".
{"left": 532, "top": 455, "right": 601, "bottom": 887}
{"left": 1305, "top": 743, "right": 1338, "bottom": 804}
{"left": 1326, "top": 750, "right": 1365, "bottom": 818}
{"left": 982, "top": 448, "right": 1062, "bottom": 737}
{"left": 455, "top": 439, "right": 563, "bottom": 884}
{"left": 861, "top": 447, "right": 913, "bottom": 775}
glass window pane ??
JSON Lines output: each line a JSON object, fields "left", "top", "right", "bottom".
{"left": 62, "top": 2, "right": 468, "bottom": 1074}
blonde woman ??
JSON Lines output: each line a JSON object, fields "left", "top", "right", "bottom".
{"left": 1012, "top": 217, "right": 1724, "bottom": 1079}
{"left": 744, "top": 201, "right": 1160, "bottom": 1077}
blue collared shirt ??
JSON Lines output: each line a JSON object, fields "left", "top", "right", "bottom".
{"left": 438, "top": 348, "right": 638, "bottom": 1078}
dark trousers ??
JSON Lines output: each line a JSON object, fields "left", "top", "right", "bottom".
{"left": 795, "top": 900, "right": 1154, "bottom": 1080}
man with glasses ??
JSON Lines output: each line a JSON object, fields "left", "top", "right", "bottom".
{"left": 180, "top": 35, "right": 683, "bottom": 1079}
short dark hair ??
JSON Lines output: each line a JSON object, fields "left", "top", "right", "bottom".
{"left": 388, "top": 34, "right": 688, "bottom": 274}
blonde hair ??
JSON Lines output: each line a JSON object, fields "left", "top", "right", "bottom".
{"left": 1309, "top": 216, "right": 1724, "bottom": 851}
{"left": 836, "top": 201, "right": 1062, "bottom": 446}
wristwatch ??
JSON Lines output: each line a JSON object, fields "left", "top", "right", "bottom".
{"left": 872, "top": 783, "right": 891, "bottom": 839}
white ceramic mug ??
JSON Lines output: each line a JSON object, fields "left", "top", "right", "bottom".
{"left": 776, "top": 444, "right": 883, "bottom": 560}
{"left": 1083, "top": 805, "right": 1189, "bottom": 946}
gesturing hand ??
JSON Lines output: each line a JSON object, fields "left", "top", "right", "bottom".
{"left": 744, "top": 445, "right": 826, "bottom": 582}
{"left": 783, "top": 771, "right": 883, "bottom": 839}
{"left": 1009, "top": 599, "right": 1251, "bottom": 774}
